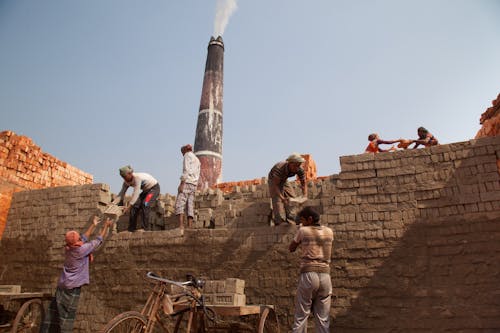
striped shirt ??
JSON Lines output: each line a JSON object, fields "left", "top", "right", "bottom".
{"left": 268, "top": 161, "right": 306, "bottom": 188}
{"left": 294, "top": 225, "right": 333, "bottom": 274}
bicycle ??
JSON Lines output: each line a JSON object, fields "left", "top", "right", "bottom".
{"left": 100, "top": 272, "right": 216, "bottom": 333}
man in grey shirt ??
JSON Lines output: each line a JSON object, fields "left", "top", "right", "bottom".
{"left": 113, "top": 165, "right": 160, "bottom": 231}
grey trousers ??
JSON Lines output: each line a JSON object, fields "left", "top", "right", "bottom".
{"left": 292, "top": 272, "right": 332, "bottom": 333}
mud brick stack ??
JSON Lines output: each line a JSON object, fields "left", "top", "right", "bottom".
{"left": 204, "top": 278, "right": 246, "bottom": 306}
{"left": 1, "top": 137, "right": 499, "bottom": 332}
{"left": 0, "top": 131, "right": 92, "bottom": 238}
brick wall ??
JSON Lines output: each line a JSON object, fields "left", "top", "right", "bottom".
{"left": 0, "top": 130, "right": 93, "bottom": 237}
{"left": 1, "top": 136, "right": 499, "bottom": 332}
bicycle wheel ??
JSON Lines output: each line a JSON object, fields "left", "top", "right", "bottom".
{"left": 100, "top": 311, "right": 147, "bottom": 333}
{"left": 258, "top": 306, "right": 280, "bottom": 333}
{"left": 12, "top": 299, "right": 44, "bottom": 333}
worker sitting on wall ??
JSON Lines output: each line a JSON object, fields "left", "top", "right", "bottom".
{"left": 41, "top": 216, "right": 113, "bottom": 333}
{"left": 412, "top": 126, "right": 439, "bottom": 148}
{"left": 289, "top": 206, "right": 334, "bottom": 333}
{"left": 364, "top": 133, "right": 400, "bottom": 153}
{"left": 112, "top": 165, "right": 160, "bottom": 232}
{"left": 268, "top": 153, "right": 307, "bottom": 226}
{"left": 174, "top": 144, "right": 200, "bottom": 232}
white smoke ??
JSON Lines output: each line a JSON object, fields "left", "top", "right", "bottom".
{"left": 213, "top": 0, "right": 238, "bottom": 37}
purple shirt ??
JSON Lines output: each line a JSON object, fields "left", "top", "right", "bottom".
{"left": 57, "top": 234, "right": 103, "bottom": 289}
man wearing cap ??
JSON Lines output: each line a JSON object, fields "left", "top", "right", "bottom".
{"left": 41, "top": 216, "right": 113, "bottom": 333}
{"left": 175, "top": 144, "right": 201, "bottom": 231}
{"left": 113, "top": 166, "right": 160, "bottom": 232}
{"left": 268, "top": 153, "right": 308, "bottom": 225}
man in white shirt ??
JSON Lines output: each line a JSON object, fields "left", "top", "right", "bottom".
{"left": 174, "top": 144, "right": 200, "bottom": 231}
{"left": 113, "top": 165, "right": 160, "bottom": 232}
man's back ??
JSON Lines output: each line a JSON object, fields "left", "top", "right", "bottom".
{"left": 294, "top": 225, "right": 333, "bottom": 274}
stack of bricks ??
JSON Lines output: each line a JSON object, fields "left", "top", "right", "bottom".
{"left": 476, "top": 92, "right": 500, "bottom": 138}
{"left": 204, "top": 278, "right": 246, "bottom": 306}
{"left": 0, "top": 130, "right": 93, "bottom": 238}
{"left": 1, "top": 136, "right": 499, "bottom": 332}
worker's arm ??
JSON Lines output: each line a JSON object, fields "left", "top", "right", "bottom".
{"left": 289, "top": 229, "right": 302, "bottom": 252}
{"left": 128, "top": 176, "right": 141, "bottom": 206}
{"left": 289, "top": 240, "right": 299, "bottom": 252}
{"left": 83, "top": 216, "right": 101, "bottom": 239}
{"left": 378, "top": 139, "right": 399, "bottom": 145}
{"left": 99, "top": 218, "right": 113, "bottom": 239}
{"left": 112, "top": 183, "right": 129, "bottom": 205}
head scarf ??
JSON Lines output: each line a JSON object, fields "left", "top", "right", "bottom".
{"left": 65, "top": 231, "right": 83, "bottom": 250}
{"left": 181, "top": 144, "right": 193, "bottom": 153}
{"left": 64, "top": 230, "right": 94, "bottom": 262}
{"left": 119, "top": 165, "right": 133, "bottom": 177}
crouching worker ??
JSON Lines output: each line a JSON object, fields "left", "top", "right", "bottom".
{"left": 365, "top": 133, "right": 399, "bottom": 153}
{"left": 268, "top": 153, "right": 307, "bottom": 225}
{"left": 40, "top": 216, "right": 113, "bottom": 333}
{"left": 113, "top": 165, "right": 160, "bottom": 232}
{"left": 289, "top": 207, "right": 333, "bottom": 333}
{"left": 412, "top": 126, "right": 439, "bottom": 148}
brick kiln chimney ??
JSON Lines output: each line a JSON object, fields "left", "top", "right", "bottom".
{"left": 194, "top": 36, "right": 224, "bottom": 190}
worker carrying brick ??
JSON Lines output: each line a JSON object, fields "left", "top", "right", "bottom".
{"left": 41, "top": 216, "right": 113, "bottom": 333}
{"left": 112, "top": 165, "right": 160, "bottom": 232}
{"left": 412, "top": 126, "right": 439, "bottom": 148}
{"left": 364, "top": 133, "right": 400, "bottom": 153}
{"left": 289, "top": 206, "right": 333, "bottom": 333}
{"left": 268, "top": 153, "right": 307, "bottom": 225}
{"left": 174, "top": 144, "right": 200, "bottom": 231}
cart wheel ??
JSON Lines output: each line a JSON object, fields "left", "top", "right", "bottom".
{"left": 100, "top": 311, "right": 147, "bottom": 333}
{"left": 258, "top": 306, "right": 279, "bottom": 333}
{"left": 11, "top": 299, "right": 44, "bottom": 333}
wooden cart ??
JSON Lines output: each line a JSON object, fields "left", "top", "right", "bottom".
{"left": 0, "top": 289, "right": 49, "bottom": 333}
{"left": 173, "top": 304, "right": 280, "bottom": 333}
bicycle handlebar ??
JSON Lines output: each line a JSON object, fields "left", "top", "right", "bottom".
{"left": 146, "top": 272, "right": 204, "bottom": 289}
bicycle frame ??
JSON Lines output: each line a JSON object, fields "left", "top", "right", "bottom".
{"left": 140, "top": 274, "right": 206, "bottom": 333}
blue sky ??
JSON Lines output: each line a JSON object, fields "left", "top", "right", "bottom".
{"left": 1, "top": 0, "right": 499, "bottom": 194}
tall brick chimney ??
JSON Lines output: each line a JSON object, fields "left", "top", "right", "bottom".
{"left": 194, "top": 36, "right": 224, "bottom": 190}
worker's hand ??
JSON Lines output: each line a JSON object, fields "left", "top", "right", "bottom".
{"left": 104, "top": 218, "right": 114, "bottom": 227}
{"left": 123, "top": 205, "right": 131, "bottom": 214}
{"left": 92, "top": 216, "right": 101, "bottom": 226}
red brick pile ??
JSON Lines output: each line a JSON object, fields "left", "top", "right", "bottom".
{"left": 476, "top": 92, "right": 500, "bottom": 138}
{"left": 0, "top": 130, "right": 92, "bottom": 237}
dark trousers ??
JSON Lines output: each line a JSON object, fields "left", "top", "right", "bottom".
{"left": 129, "top": 183, "right": 160, "bottom": 231}
{"left": 40, "top": 286, "right": 81, "bottom": 333}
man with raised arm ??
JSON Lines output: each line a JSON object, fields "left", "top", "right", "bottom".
{"left": 41, "top": 216, "right": 113, "bottom": 333}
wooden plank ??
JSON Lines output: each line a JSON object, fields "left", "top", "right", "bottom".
{"left": 0, "top": 292, "right": 45, "bottom": 301}
{"left": 210, "top": 305, "right": 261, "bottom": 316}
{"left": 172, "top": 304, "right": 271, "bottom": 317}
{"left": 0, "top": 285, "right": 21, "bottom": 293}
